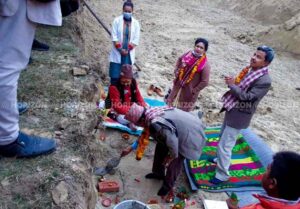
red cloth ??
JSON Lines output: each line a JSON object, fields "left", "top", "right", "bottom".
{"left": 242, "top": 194, "right": 300, "bottom": 209}
{"left": 109, "top": 83, "right": 146, "bottom": 115}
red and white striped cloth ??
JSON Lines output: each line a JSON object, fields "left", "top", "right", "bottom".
{"left": 125, "top": 103, "right": 173, "bottom": 125}
{"left": 145, "top": 106, "right": 174, "bottom": 125}
{"left": 222, "top": 67, "right": 269, "bottom": 111}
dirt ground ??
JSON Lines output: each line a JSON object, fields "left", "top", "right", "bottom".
{"left": 77, "top": 0, "right": 300, "bottom": 207}
{"left": 0, "top": 0, "right": 299, "bottom": 209}
{"left": 78, "top": 0, "right": 300, "bottom": 153}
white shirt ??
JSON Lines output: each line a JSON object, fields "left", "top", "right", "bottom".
{"left": 109, "top": 15, "right": 140, "bottom": 64}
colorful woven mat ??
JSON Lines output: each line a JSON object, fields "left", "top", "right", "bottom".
{"left": 188, "top": 127, "right": 266, "bottom": 190}
{"left": 102, "top": 98, "right": 166, "bottom": 135}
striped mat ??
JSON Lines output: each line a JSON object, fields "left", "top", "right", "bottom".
{"left": 187, "top": 127, "right": 266, "bottom": 191}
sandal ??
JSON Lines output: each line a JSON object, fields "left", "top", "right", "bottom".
{"left": 154, "top": 86, "right": 164, "bottom": 97}
{"left": 147, "top": 84, "right": 155, "bottom": 96}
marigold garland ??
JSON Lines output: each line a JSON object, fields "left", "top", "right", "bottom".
{"left": 178, "top": 54, "right": 206, "bottom": 85}
{"left": 235, "top": 66, "right": 250, "bottom": 84}
{"left": 136, "top": 127, "right": 150, "bottom": 160}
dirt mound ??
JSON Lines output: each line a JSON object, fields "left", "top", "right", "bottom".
{"left": 216, "top": 0, "right": 299, "bottom": 24}
{"left": 214, "top": 0, "right": 300, "bottom": 54}
{"left": 258, "top": 13, "right": 300, "bottom": 55}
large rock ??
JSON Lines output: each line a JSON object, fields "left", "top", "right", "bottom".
{"left": 258, "top": 22, "right": 300, "bottom": 55}
{"left": 284, "top": 13, "right": 300, "bottom": 31}
{"left": 80, "top": 82, "right": 99, "bottom": 102}
{"left": 52, "top": 181, "right": 69, "bottom": 205}
{"left": 57, "top": 118, "right": 70, "bottom": 130}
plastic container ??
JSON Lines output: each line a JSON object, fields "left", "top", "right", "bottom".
{"left": 113, "top": 200, "right": 150, "bottom": 209}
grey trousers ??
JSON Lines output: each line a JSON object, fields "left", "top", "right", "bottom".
{"left": 0, "top": 0, "right": 36, "bottom": 145}
{"left": 215, "top": 123, "right": 241, "bottom": 181}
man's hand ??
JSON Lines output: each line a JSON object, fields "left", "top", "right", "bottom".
{"left": 121, "top": 49, "right": 129, "bottom": 56}
{"left": 121, "top": 146, "right": 133, "bottom": 157}
{"left": 114, "top": 42, "right": 122, "bottom": 49}
{"left": 128, "top": 43, "right": 135, "bottom": 51}
{"left": 163, "top": 156, "right": 174, "bottom": 167}
{"left": 225, "top": 76, "right": 235, "bottom": 86}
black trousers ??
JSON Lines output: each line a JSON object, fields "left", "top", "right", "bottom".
{"left": 152, "top": 142, "right": 185, "bottom": 190}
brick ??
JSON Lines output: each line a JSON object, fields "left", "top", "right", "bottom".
{"left": 98, "top": 180, "right": 119, "bottom": 193}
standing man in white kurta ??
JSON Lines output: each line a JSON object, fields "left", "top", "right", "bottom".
{"left": 0, "top": 0, "right": 62, "bottom": 157}
{"left": 109, "top": 1, "right": 140, "bottom": 85}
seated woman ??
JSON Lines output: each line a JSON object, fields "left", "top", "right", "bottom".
{"left": 106, "top": 64, "right": 147, "bottom": 129}
{"left": 166, "top": 38, "right": 210, "bottom": 112}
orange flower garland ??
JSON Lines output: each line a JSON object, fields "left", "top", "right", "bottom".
{"left": 235, "top": 66, "right": 250, "bottom": 84}
{"left": 136, "top": 127, "right": 150, "bottom": 161}
{"left": 178, "top": 54, "right": 206, "bottom": 85}
{"left": 178, "top": 68, "right": 185, "bottom": 81}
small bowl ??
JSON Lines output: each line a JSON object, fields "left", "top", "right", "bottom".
{"left": 121, "top": 133, "right": 130, "bottom": 140}
{"left": 101, "top": 198, "right": 112, "bottom": 207}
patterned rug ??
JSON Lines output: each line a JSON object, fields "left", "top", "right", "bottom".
{"left": 187, "top": 127, "right": 266, "bottom": 191}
